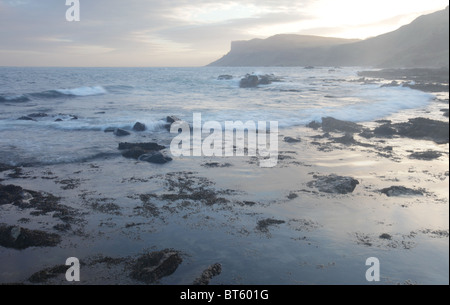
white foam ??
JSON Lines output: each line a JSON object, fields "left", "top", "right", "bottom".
{"left": 56, "top": 86, "right": 107, "bottom": 96}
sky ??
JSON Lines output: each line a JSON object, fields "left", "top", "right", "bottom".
{"left": 0, "top": 0, "right": 448, "bottom": 67}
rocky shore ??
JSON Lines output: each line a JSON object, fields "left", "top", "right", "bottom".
{"left": 0, "top": 70, "right": 448, "bottom": 285}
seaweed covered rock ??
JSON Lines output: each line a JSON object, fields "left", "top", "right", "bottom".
{"left": 307, "top": 174, "right": 359, "bottom": 194}
{"left": 130, "top": 249, "right": 182, "bottom": 284}
{"left": 0, "top": 225, "right": 61, "bottom": 250}
{"left": 380, "top": 186, "right": 423, "bottom": 197}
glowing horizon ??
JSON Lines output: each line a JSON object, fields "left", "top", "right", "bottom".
{"left": 0, "top": 0, "right": 447, "bottom": 67}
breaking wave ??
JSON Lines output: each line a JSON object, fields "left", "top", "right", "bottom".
{"left": 29, "top": 86, "right": 107, "bottom": 99}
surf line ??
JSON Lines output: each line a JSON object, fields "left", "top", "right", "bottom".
{"left": 170, "top": 113, "right": 279, "bottom": 168}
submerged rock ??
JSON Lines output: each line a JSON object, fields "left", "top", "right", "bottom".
{"left": 373, "top": 124, "right": 397, "bottom": 137}
{"left": 393, "top": 118, "right": 449, "bottom": 144}
{"left": 139, "top": 151, "right": 173, "bottom": 164}
{"left": 379, "top": 233, "right": 392, "bottom": 240}
{"left": 113, "top": 128, "right": 131, "bottom": 137}
{"left": 321, "top": 117, "right": 363, "bottom": 133}
{"left": 0, "top": 184, "right": 75, "bottom": 223}
{"left": 307, "top": 174, "right": 359, "bottom": 194}
{"left": 132, "top": 122, "right": 146, "bottom": 132}
{"left": 0, "top": 225, "right": 61, "bottom": 250}
{"left": 0, "top": 184, "right": 26, "bottom": 206}
{"left": 256, "top": 218, "right": 286, "bottom": 233}
{"left": 380, "top": 186, "right": 424, "bottom": 197}
{"left": 119, "top": 142, "right": 165, "bottom": 151}
{"left": 193, "top": 263, "right": 222, "bottom": 285}
{"left": 332, "top": 133, "right": 357, "bottom": 145}
{"left": 28, "top": 265, "right": 67, "bottom": 283}
{"left": 217, "top": 75, "right": 233, "bottom": 80}
{"left": 409, "top": 150, "right": 443, "bottom": 161}
{"left": 0, "top": 163, "right": 14, "bottom": 173}
{"left": 284, "top": 137, "right": 302, "bottom": 143}
{"left": 28, "top": 113, "right": 48, "bottom": 118}
{"left": 130, "top": 249, "right": 182, "bottom": 284}
{"left": 118, "top": 142, "right": 166, "bottom": 161}
{"left": 17, "top": 116, "right": 35, "bottom": 121}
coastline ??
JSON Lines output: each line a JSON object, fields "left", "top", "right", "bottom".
{"left": 0, "top": 69, "right": 448, "bottom": 285}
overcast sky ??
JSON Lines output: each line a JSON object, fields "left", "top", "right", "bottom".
{"left": 0, "top": 0, "right": 447, "bottom": 67}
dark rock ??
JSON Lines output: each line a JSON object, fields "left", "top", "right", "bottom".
{"left": 256, "top": 218, "right": 286, "bottom": 233}
{"left": 440, "top": 109, "right": 449, "bottom": 118}
{"left": 405, "top": 83, "right": 449, "bottom": 93}
{"left": 217, "top": 75, "right": 233, "bottom": 80}
{"left": 28, "top": 113, "right": 48, "bottom": 118}
{"left": 379, "top": 233, "right": 392, "bottom": 240}
{"left": 193, "top": 263, "right": 222, "bottom": 285}
{"left": 133, "top": 122, "right": 146, "bottom": 132}
{"left": 0, "top": 225, "right": 61, "bottom": 250}
{"left": 375, "top": 120, "right": 392, "bottom": 124}
{"left": 202, "top": 162, "right": 232, "bottom": 168}
{"left": 240, "top": 74, "right": 259, "bottom": 88}
{"left": 28, "top": 265, "right": 67, "bottom": 283}
{"left": 0, "top": 184, "right": 75, "bottom": 223}
{"left": 310, "top": 133, "right": 330, "bottom": 140}
{"left": 104, "top": 127, "right": 116, "bottom": 133}
{"left": 54, "top": 119, "right": 63, "bottom": 122}
{"left": 130, "top": 249, "right": 182, "bottom": 284}
{"left": 139, "top": 152, "right": 172, "bottom": 164}
{"left": 374, "top": 124, "right": 397, "bottom": 137}
{"left": 321, "top": 117, "right": 363, "bottom": 133}
{"left": 287, "top": 193, "right": 298, "bottom": 200}
{"left": 165, "top": 116, "right": 182, "bottom": 131}
{"left": 258, "top": 75, "right": 272, "bottom": 85}
{"left": 0, "top": 184, "right": 25, "bottom": 206}
{"left": 409, "top": 150, "right": 443, "bottom": 161}
{"left": 393, "top": 118, "right": 449, "bottom": 144}
{"left": 332, "top": 133, "right": 357, "bottom": 145}
{"left": 307, "top": 121, "right": 322, "bottom": 130}
{"left": 119, "top": 142, "right": 166, "bottom": 160}
{"left": 359, "top": 129, "right": 375, "bottom": 139}
{"left": 0, "top": 163, "right": 14, "bottom": 173}
{"left": 17, "top": 116, "right": 35, "bottom": 121}
{"left": 118, "top": 142, "right": 165, "bottom": 151}
{"left": 239, "top": 74, "right": 282, "bottom": 88}
{"left": 380, "top": 186, "right": 423, "bottom": 197}
{"left": 113, "top": 128, "right": 131, "bottom": 137}
{"left": 166, "top": 116, "right": 181, "bottom": 124}
{"left": 284, "top": 137, "right": 302, "bottom": 143}
{"left": 381, "top": 80, "right": 399, "bottom": 87}
{"left": 53, "top": 223, "right": 71, "bottom": 232}
{"left": 307, "top": 174, "right": 359, "bottom": 194}
{"left": 122, "top": 147, "right": 149, "bottom": 160}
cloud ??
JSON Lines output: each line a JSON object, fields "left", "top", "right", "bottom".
{"left": 0, "top": 0, "right": 447, "bottom": 66}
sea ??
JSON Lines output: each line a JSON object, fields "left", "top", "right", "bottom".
{"left": 0, "top": 67, "right": 448, "bottom": 285}
{"left": 0, "top": 66, "right": 434, "bottom": 167}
